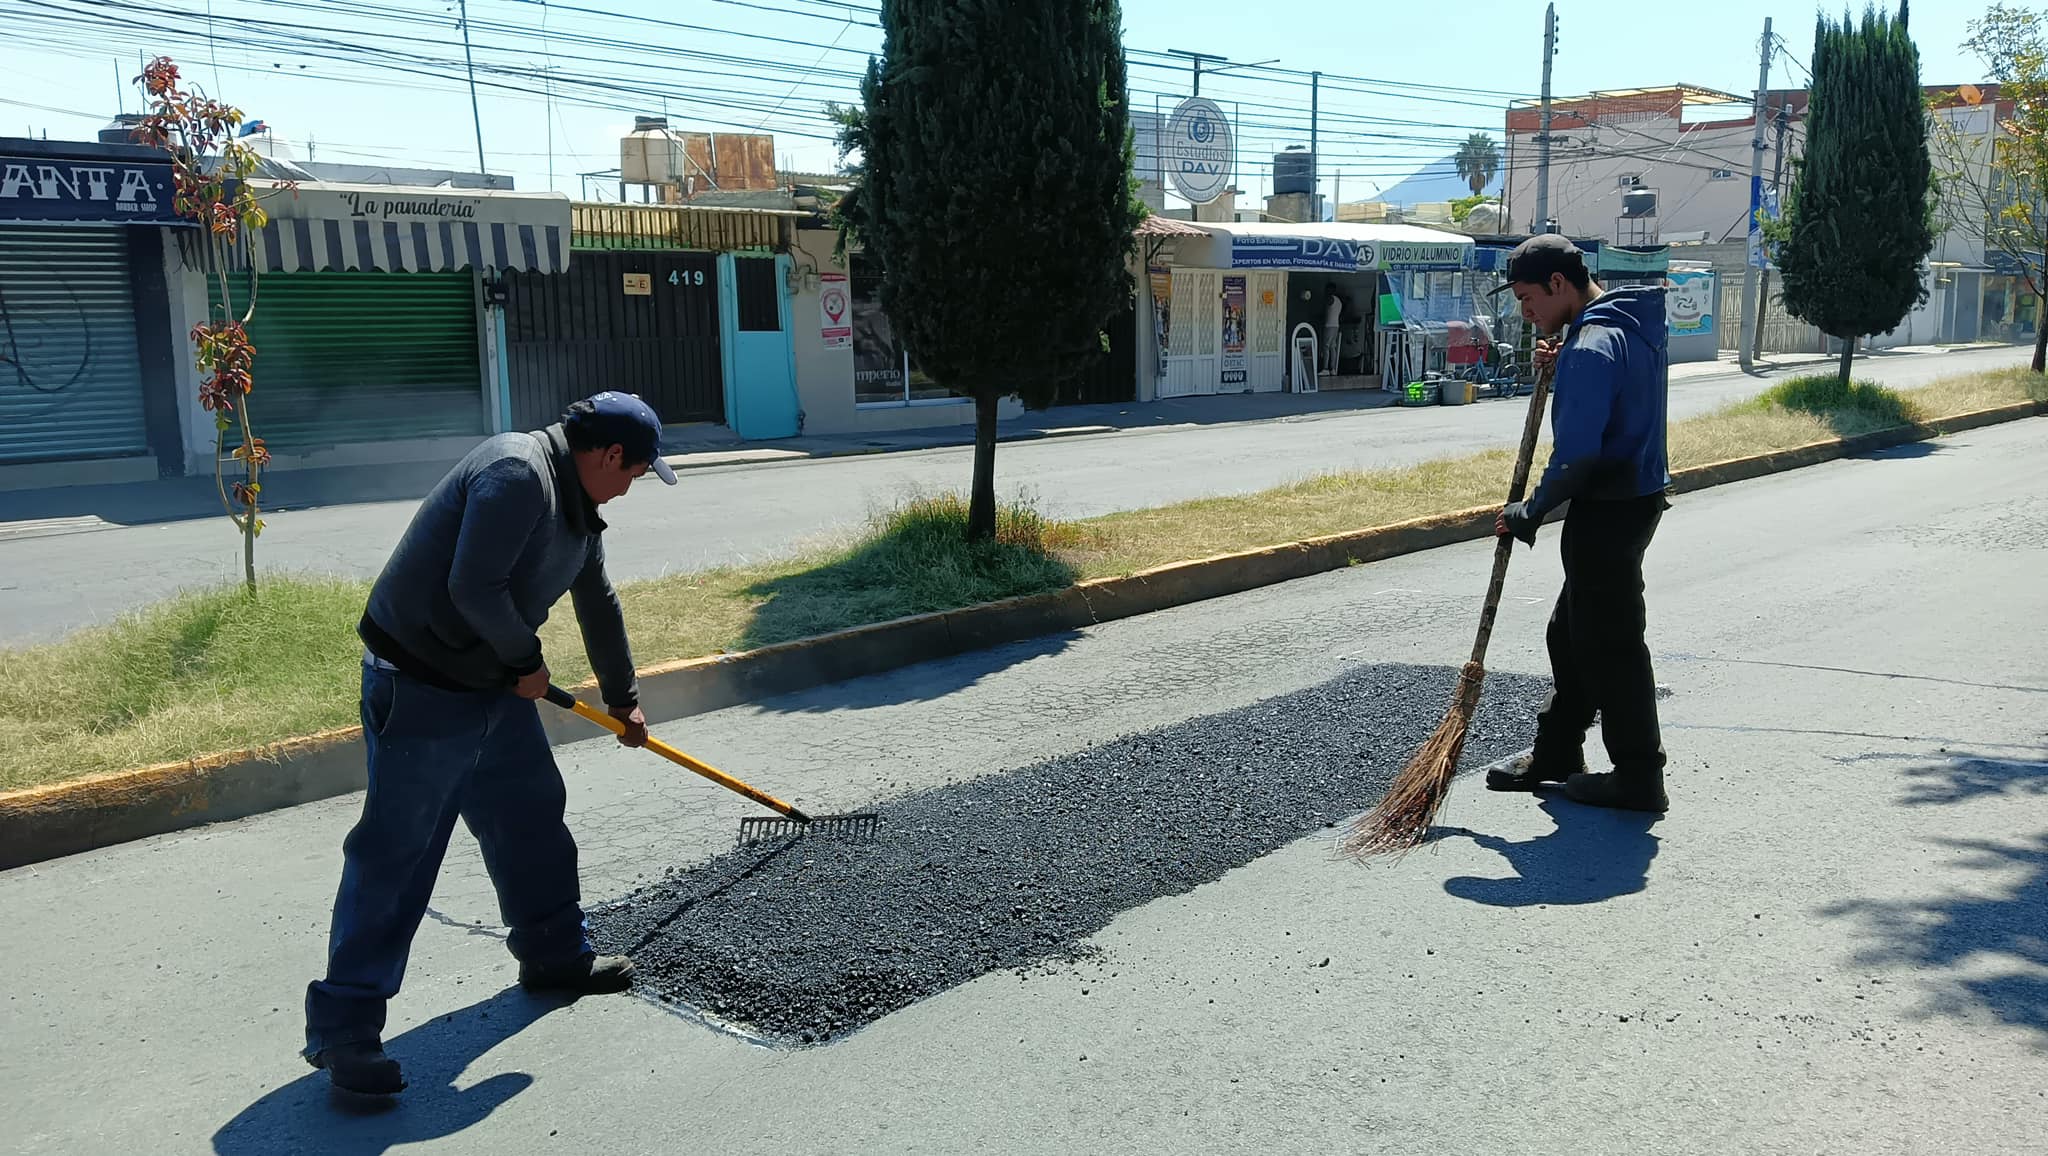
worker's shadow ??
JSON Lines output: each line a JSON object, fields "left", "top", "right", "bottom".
{"left": 211, "top": 986, "right": 566, "bottom": 1155}
{"left": 1440, "top": 793, "right": 1661, "bottom": 907}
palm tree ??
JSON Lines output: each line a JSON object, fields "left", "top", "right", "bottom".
{"left": 1455, "top": 132, "right": 1500, "bottom": 196}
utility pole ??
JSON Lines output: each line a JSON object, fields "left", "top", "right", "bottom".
{"left": 457, "top": 0, "right": 489, "bottom": 183}
{"left": 1738, "top": 17, "right": 1773, "bottom": 372}
{"left": 1167, "top": 49, "right": 1226, "bottom": 97}
{"left": 1310, "top": 70, "right": 1320, "bottom": 216}
{"left": 1751, "top": 97, "right": 1791, "bottom": 363}
{"left": 1533, "top": 4, "right": 1558, "bottom": 234}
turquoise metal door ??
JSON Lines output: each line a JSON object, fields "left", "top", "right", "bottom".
{"left": 718, "top": 253, "right": 800, "bottom": 440}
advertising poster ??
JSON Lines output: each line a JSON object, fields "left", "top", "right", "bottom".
{"left": 1220, "top": 275, "right": 1247, "bottom": 385}
{"left": 850, "top": 281, "right": 903, "bottom": 404}
{"left": 818, "top": 272, "right": 851, "bottom": 349}
{"left": 1666, "top": 271, "right": 1715, "bottom": 336}
{"left": 1149, "top": 265, "right": 1172, "bottom": 380}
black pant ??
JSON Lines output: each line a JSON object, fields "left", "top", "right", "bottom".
{"left": 1533, "top": 493, "right": 1667, "bottom": 779}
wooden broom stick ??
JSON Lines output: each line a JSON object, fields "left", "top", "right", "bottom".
{"left": 1341, "top": 360, "right": 1555, "bottom": 859}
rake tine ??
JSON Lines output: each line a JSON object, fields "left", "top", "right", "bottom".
{"left": 736, "top": 812, "right": 882, "bottom": 846}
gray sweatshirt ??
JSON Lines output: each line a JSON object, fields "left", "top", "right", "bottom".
{"left": 359, "top": 423, "right": 638, "bottom": 707}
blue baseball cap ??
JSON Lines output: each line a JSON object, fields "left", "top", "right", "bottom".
{"left": 567, "top": 392, "right": 677, "bottom": 484}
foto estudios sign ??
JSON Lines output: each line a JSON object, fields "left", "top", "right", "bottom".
{"left": 1165, "top": 97, "right": 1232, "bottom": 205}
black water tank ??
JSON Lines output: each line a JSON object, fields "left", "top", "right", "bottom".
{"left": 1621, "top": 188, "right": 1659, "bottom": 218}
{"left": 1273, "top": 147, "right": 1314, "bottom": 195}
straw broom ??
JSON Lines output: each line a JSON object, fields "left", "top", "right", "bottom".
{"left": 1341, "top": 361, "right": 1555, "bottom": 859}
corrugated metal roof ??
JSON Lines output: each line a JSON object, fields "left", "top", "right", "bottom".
{"left": 1134, "top": 215, "right": 1211, "bottom": 237}
{"left": 570, "top": 202, "right": 793, "bottom": 252}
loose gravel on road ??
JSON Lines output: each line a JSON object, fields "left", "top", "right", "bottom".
{"left": 588, "top": 662, "right": 1548, "bottom": 1045}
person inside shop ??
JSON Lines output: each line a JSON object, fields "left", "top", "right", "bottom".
{"left": 1322, "top": 282, "right": 1347, "bottom": 375}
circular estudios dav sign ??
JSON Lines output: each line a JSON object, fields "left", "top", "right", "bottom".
{"left": 1165, "top": 96, "right": 1233, "bottom": 204}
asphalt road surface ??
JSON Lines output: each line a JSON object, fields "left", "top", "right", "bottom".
{"left": 0, "top": 344, "right": 2027, "bottom": 644}
{"left": 3, "top": 415, "right": 2043, "bottom": 1154}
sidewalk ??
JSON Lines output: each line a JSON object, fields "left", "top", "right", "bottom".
{"left": 654, "top": 388, "right": 1405, "bottom": 470}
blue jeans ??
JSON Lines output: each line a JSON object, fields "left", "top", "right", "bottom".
{"left": 303, "top": 663, "right": 591, "bottom": 1056}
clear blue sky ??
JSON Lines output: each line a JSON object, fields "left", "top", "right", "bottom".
{"left": 0, "top": 0, "right": 1989, "bottom": 202}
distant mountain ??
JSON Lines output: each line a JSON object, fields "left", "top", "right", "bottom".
{"left": 1370, "top": 154, "right": 1504, "bottom": 206}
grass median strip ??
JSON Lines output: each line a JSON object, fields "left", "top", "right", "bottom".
{"left": 2, "top": 365, "right": 2042, "bottom": 792}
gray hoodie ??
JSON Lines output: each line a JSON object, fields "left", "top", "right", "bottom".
{"left": 359, "top": 424, "right": 638, "bottom": 707}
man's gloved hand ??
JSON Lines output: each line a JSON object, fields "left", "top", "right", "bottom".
{"left": 1496, "top": 501, "right": 1541, "bottom": 546}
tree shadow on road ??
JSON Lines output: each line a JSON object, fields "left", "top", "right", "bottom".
{"left": 1816, "top": 753, "right": 2048, "bottom": 1043}
{"left": 1438, "top": 792, "right": 1661, "bottom": 908}
{"left": 211, "top": 986, "right": 566, "bottom": 1155}
{"left": 1819, "top": 831, "right": 2048, "bottom": 1043}
{"left": 1896, "top": 752, "right": 2048, "bottom": 807}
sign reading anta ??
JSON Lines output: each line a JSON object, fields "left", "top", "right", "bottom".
{"left": 0, "top": 150, "right": 181, "bottom": 225}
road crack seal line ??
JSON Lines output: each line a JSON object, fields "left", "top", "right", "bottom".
{"left": 588, "top": 662, "right": 1546, "bottom": 1046}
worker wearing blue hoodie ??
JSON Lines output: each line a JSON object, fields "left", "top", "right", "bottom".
{"left": 1487, "top": 234, "right": 1671, "bottom": 813}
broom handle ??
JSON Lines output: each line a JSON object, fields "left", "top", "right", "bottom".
{"left": 542, "top": 685, "right": 812, "bottom": 822}
{"left": 1468, "top": 360, "right": 1556, "bottom": 667}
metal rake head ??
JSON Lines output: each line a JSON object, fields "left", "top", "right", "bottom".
{"left": 737, "top": 812, "right": 881, "bottom": 845}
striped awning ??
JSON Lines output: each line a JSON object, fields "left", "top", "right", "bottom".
{"left": 240, "top": 180, "right": 571, "bottom": 274}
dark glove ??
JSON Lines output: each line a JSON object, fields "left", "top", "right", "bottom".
{"left": 1496, "top": 501, "right": 1541, "bottom": 546}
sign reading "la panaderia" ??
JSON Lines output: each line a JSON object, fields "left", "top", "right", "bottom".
{"left": 341, "top": 191, "right": 482, "bottom": 220}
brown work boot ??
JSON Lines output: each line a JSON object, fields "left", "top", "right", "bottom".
{"left": 1564, "top": 771, "right": 1669, "bottom": 813}
{"left": 519, "top": 952, "right": 636, "bottom": 995}
{"left": 308, "top": 1039, "right": 407, "bottom": 1096}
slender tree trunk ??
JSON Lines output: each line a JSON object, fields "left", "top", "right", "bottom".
{"left": 968, "top": 391, "right": 998, "bottom": 542}
{"left": 2034, "top": 271, "right": 2047, "bottom": 374}
{"left": 1837, "top": 338, "right": 1854, "bottom": 391}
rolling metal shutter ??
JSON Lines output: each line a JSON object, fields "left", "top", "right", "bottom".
{"left": 0, "top": 225, "right": 148, "bottom": 463}
{"left": 210, "top": 270, "right": 484, "bottom": 450}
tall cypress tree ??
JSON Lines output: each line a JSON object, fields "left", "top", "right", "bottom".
{"left": 1775, "top": 2, "right": 1935, "bottom": 387}
{"left": 838, "top": 0, "right": 1138, "bottom": 540}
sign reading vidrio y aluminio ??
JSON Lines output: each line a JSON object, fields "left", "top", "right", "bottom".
{"left": 1165, "top": 97, "right": 1232, "bottom": 205}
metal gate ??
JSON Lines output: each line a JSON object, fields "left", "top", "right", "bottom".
{"left": 1247, "top": 271, "right": 1286, "bottom": 391}
{"left": 212, "top": 270, "right": 485, "bottom": 450}
{"left": 1161, "top": 268, "right": 1220, "bottom": 397}
{"left": 0, "top": 225, "right": 147, "bottom": 463}
{"left": 504, "top": 250, "right": 723, "bottom": 429}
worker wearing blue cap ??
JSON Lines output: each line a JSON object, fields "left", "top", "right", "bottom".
{"left": 304, "top": 392, "right": 677, "bottom": 1095}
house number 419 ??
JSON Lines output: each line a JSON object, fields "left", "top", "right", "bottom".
{"left": 669, "top": 270, "right": 705, "bottom": 286}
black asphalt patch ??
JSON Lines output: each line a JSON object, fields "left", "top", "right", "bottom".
{"left": 587, "top": 662, "right": 1548, "bottom": 1045}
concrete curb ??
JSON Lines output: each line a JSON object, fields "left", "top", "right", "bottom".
{"left": 5, "top": 399, "right": 2043, "bottom": 870}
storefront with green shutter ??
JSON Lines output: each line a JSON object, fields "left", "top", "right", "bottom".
{"left": 183, "top": 180, "right": 570, "bottom": 468}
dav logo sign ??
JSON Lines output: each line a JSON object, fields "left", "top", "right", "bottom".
{"left": 1230, "top": 236, "right": 1364, "bottom": 272}
{"left": 0, "top": 153, "right": 182, "bottom": 226}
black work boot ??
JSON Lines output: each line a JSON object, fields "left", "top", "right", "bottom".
{"left": 1485, "top": 749, "right": 1585, "bottom": 792}
{"left": 308, "top": 1039, "right": 407, "bottom": 1095}
{"left": 519, "top": 952, "right": 636, "bottom": 995}
{"left": 1564, "top": 771, "right": 1669, "bottom": 813}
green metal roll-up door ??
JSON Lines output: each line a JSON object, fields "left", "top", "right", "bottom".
{"left": 0, "top": 225, "right": 148, "bottom": 464}
{"left": 210, "top": 270, "right": 484, "bottom": 451}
